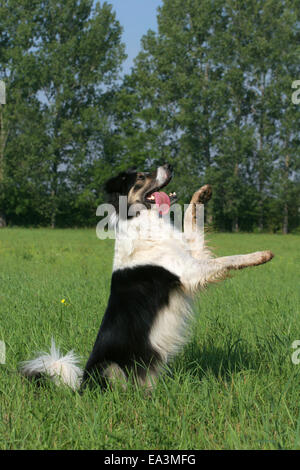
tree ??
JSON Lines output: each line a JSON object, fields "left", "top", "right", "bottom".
{"left": 1, "top": 0, "right": 299, "bottom": 231}
{"left": 0, "top": 0, "right": 44, "bottom": 226}
{"left": 0, "top": 0, "right": 125, "bottom": 227}
{"left": 239, "top": 0, "right": 300, "bottom": 232}
{"left": 269, "top": 2, "right": 300, "bottom": 234}
{"left": 36, "top": 0, "right": 126, "bottom": 227}
{"left": 120, "top": 0, "right": 300, "bottom": 232}
{"left": 116, "top": 0, "right": 230, "bottom": 207}
{"left": 0, "top": 80, "right": 6, "bottom": 226}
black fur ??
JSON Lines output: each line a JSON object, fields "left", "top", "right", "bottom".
{"left": 81, "top": 265, "right": 182, "bottom": 389}
{"left": 104, "top": 168, "right": 138, "bottom": 214}
{"left": 105, "top": 168, "right": 137, "bottom": 196}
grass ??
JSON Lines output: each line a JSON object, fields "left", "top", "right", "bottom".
{"left": 0, "top": 228, "right": 299, "bottom": 450}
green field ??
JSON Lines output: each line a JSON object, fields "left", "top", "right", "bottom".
{"left": 0, "top": 228, "right": 299, "bottom": 450}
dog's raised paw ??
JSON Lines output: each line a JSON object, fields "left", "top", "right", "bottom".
{"left": 250, "top": 250, "right": 274, "bottom": 267}
{"left": 262, "top": 250, "right": 274, "bottom": 263}
{"left": 191, "top": 184, "right": 212, "bottom": 205}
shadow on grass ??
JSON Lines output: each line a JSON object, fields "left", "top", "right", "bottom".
{"left": 173, "top": 338, "right": 258, "bottom": 381}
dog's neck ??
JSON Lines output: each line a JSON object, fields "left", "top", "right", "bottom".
{"left": 112, "top": 209, "right": 183, "bottom": 272}
{"left": 115, "top": 208, "right": 174, "bottom": 240}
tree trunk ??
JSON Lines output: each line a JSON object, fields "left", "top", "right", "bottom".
{"left": 207, "top": 209, "right": 213, "bottom": 226}
{"left": 0, "top": 214, "right": 6, "bottom": 227}
{"left": 0, "top": 104, "right": 7, "bottom": 228}
{"left": 50, "top": 156, "right": 59, "bottom": 229}
{"left": 51, "top": 189, "right": 56, "bottom": 229}
{"left": 233, "top": 162, "right": 239, "bottom": 232}
{"left": 282, "top": 154, "right": 289, "bottom": 234}
{"left": 258, "top": 197, "right": 264, "bottom": 232}
{"left": 203, "top": 63, "right": 211, "bottom": 167}
{"left": 257, "top": 73, "right": 266, "bottom": 233}
{"left": 232, "top": 218, "right": 239, "bottom": 233}
{"left": 0, "top": 104, "right": 4, "bottom": 179}
{"left": 283, "top": 203, "right": 288, "bottom": 235}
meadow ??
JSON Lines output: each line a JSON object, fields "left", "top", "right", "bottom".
{"left": 0, "top": 228, "right": 299, "bottom": 450}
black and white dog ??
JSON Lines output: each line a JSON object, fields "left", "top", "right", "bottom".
{"left": 21, "top": 164, "right": 274, "bottom": 391}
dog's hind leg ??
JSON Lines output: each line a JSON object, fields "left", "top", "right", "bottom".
{"left": 184, "top": 184, "right": 212, "bottom": 260}
{"left": 102, "top": 363, "right": 127, "bottom": 390}
{"left": 80, "top": 361, "right": 127, "bottom": 391}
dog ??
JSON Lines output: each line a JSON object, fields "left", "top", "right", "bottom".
{"left": 20, "top": 163, "right": 274, "bottom": 391}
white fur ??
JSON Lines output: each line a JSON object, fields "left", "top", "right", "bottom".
{"left": 149, "top": 291, "right": 193, "bottom": 362}
{"left": 20, "top": 339, "right": 82, "bottom": 391}
{"left": 113, "top": 209, "right": 221, "bottom": 292}
{"left": 156, "top": 166, "right": 169, "bottom": 186}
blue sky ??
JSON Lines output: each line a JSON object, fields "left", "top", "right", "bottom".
{"left": 106, "top": 0, "right": 163, "bottom": 75}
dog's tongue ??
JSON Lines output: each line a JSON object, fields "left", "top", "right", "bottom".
{"left": 153, "top": 191, "right": 171, "bottom": 215}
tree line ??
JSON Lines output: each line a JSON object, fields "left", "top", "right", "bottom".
{"left": 0, "top": 0, "right": 299, "bottom": 232}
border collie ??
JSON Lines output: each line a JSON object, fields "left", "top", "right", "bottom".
{"left": 21, "top": 164, "right": 274, "bottom": 391}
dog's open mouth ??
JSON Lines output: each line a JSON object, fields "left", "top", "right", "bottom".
{"left": 145, "top": 191, "right": 177, "bottom": 204}
{"left": 142, "top": 165, "right": 177, "bottom": 215}
{"left": 145, "top": 189, "right": 177, "bottom": 215}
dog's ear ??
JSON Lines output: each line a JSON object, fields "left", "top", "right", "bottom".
{"left": 104, "top": 173, "right": 125, "bottom": 194}
{"left": 104, "top": 169, "right": 137, "bottom": 194}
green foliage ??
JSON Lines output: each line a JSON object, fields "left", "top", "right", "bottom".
{"left": 0, "top": 0, "right": 125, "bottom": 227}
{"left": 0, "top": 0, "right": 299, "bottom": 231}
{"left": 116, "top": 0, "right": 300, "bottom": 232}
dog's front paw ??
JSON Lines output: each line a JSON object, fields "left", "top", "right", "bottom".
{"left": 191, "top": 184, "right": 212, "bottom": 205}
{"left": 247, "top": 250, "right": 274, "bottom": 267}
{"left": 260, "top": 250, "right": 274, "bottom": 264}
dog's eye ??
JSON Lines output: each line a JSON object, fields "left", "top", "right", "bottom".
{"left": 137, "top": 173, "right": 146, "bottom": 181}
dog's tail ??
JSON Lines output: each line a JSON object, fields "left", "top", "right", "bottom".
{"left": 20, "top": 339, "right": 82, "bottom": 391}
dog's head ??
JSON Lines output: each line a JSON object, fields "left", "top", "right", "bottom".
{"left": 104, "top": 163, "right": 177, "bottom": 217}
